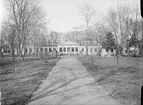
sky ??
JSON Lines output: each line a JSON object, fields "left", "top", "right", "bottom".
{"left": 0, "top": 0, "right": 140, "bottom": 33}
{"left": 40, "top": 0, "right": 140, "bottom": 33}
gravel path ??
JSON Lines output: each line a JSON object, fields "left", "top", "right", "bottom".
{"left": 28, "top": 56, "right": 122, "bottom": 105}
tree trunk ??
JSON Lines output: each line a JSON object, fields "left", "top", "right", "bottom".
{"left": 127, "top": 45, "right": 130, "bottom": 56}
{"left": 22, "top": 49, "right": 25, "bottom": 61}
{"left": 116, "top": 44, "right": 119, "bottom": 68}
{"left": 90, "top": 55, "right": 94, "bottom": 63}
{"left": 12, "top": 49, "right": 15, "bottom": 61}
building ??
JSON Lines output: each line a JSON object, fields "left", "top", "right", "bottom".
{"left": 24, "top": 41, "right": 101, "bottom": 56}
{"left": 0, "top": 44, "right": 18, "bottom": 56}
{"left": 0, "top": 41, "right": 101, "bottom": 56}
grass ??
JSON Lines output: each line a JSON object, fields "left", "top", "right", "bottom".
{"left": 78, "top": 56, "right": 143, "bottom": 105}
{"left": 0, "top": 57, "right": 59, "bottom": 105}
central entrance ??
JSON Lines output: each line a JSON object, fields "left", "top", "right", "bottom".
{"left": 58, "top": 41, "right": 79, "bottom": 55}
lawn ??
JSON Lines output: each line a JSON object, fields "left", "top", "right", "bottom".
{"left": 0, "top": 57, "right": 59, "bottom": 105}
{"left": 78, "top": 56, "right": 143, "bottom": 105}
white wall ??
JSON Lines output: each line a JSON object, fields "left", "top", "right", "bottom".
{"left": 58, "top": 45, "right": 79, "bottom": 54}
{"left": 88, "top": 46, "right": 99, "bottom": 55}
{"left": 25, "top": 44, "right": 101, "bottom": 55}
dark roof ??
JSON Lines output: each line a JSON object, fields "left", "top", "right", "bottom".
{"left": 38, "top": 45, "right": 58, "bottom": 47}
{"left": 1, "top": 45, "right": 10, "bottom": 49}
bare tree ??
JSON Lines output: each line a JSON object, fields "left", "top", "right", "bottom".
{"left": 93, "top": 21, "right": 108, "bottom": 56}
{"left": 132, "top": 6, "right": 142, "bottom": 39}
{"left": 1, "top": 22, "right": 17, "bottom": 60}
{"left": 106, "top": 5, "right": 141, "bottom": 66}
{"left": 79, "top": 3, "right": 96, "bottom": 55}
{"left": 6, "top": 0, "right": 46, "bottom": 59}
{"left": 117, "top": 5, "right": 132, "bottom": 48}
{"left": 107, "top": 8, "right": 120, "bottom": 67}
{"left": 117, "top": 5, "right": 141, "bottom": 55}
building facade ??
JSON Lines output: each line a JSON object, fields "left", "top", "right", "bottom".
{"left": 24, "top": 41, "right": 101, "bottom": 55}
{"left": 1, "top": 41, "right": 101, "bottom": 56}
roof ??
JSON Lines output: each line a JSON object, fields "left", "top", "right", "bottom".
{"left": 79, "top": 40, "right": 100, "bottom": 46}
{"left": 61, "top": 41, "right": 79, "bottom": 45}
{"left": 26, "top": 44, "right": 58, "bottom": 48}
{"left": 1, "top": 45, "right": 10, "bottom": 49}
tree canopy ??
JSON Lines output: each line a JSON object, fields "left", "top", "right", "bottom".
{"left": 103, "top": 31, "right": 116, "bottom": 52}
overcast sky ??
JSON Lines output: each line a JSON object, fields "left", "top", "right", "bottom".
{"left": 0, "top": 0, "right": 140, "bottom": 33}
{"left": 40, "top": 0, "right": 140, "bottom": 33}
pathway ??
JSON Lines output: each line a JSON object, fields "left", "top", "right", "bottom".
{"left": 28, "top": 56, "right": 122, "bottom": 105}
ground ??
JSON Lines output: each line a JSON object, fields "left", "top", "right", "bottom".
{"left": 1, "top": 56, "right": 142, "bottom": 105}
{"left": 28, "top": 56, "right": 122, "bottom": 105}
{"left": 78, "top": 56, "right": 143, "bottom": 105}
{"left": 0, "top": 57, "right": 59, "bottom": 105}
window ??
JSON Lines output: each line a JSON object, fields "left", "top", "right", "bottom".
{"left": 111, "top": 49, "right": 113, "bottom": 52}
{"left": 90, "top": 48, "right": 93, "bottom": 53}
{"left": 94, "top": 48, "right": 97, "bottom": 52}
{"left": 36, "top": 48, "right": 39, "bottom": 53}
{"left": 25, "top": 48, "right": 27, "bottom": 53}
{"left": 8, "top": 49, "right": 11, "bottom": 53}
{"left": 64, "top": 47, "right": 66, "bottom": 52}
{"left": 49, "top": 48, "right": 52, "bottom": 52}
{"left": 29, "top": 48, "right": 32, "bottom": 53}
{"left": 76, "top": 47, "right": 78, "bottom": 52}
{"left": 72, "top": 47, "right": 74, "bottom": 52}
{"left": 59, "top": 47, "right": 62, "bottom": 52}
{"left": 4, "top": 50, "right": 7, "bottom": 53}
{"left": 82, "top": 48, "right": 84, "bottom": 52}
{"left": 40, "top": 48, "right": 43, "bottom": 53}
{"left": 67, "top": 47, "right": 70, "bottom": 52}
{"left": 45, "top": 48, "right": 47, "bottom": 52}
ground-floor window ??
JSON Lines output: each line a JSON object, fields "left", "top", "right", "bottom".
{"left": 90, "top": 48, "right": 93, "bottom": 53}
{"left": 53, "top": 48, "right": 56, "bottom": 51}
{"left": 67, "top": 47, "right": 70, "bottom": 52}
{"left": 40, "top": 48, "right": 43, "bottom": 53}
{"left": 25, "top": 48, "right": 27, "bottom": 53}
{"left": 29, "top": 48, "right": 32, "bottom": 53}
{"left": 4, "top": 50, "right": 7, "bottom": 53}
{"left": 111, "top": 48, "right": 113, "bottom": 52}
{"left": 59, "top": 47, "right": 62, "bottom": 52}
{"left": 45, "top": 48, "right": 47, "bottom": 52}
{"left": 49, "top": 48, "right": 52, "bottom": 52}
{"left": 72, "top": 47, "right": 74, "bottom": 52}
{"left": 8, "top": 49, "right": 11, "bottom": 53}
{"left": 76, "top": 47, "right": 78, "bottom": 52}
{"left": 94, "top": 48, "right": 97, "bottom": 52}
{"left": 82, "top": 48, "right": 84, "bottom": 52}
{"left": 64, "top": 47, "right": 66, "bottom": 52}
{"left": 36, "top": 48, "right": 39, "bottom": 53}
